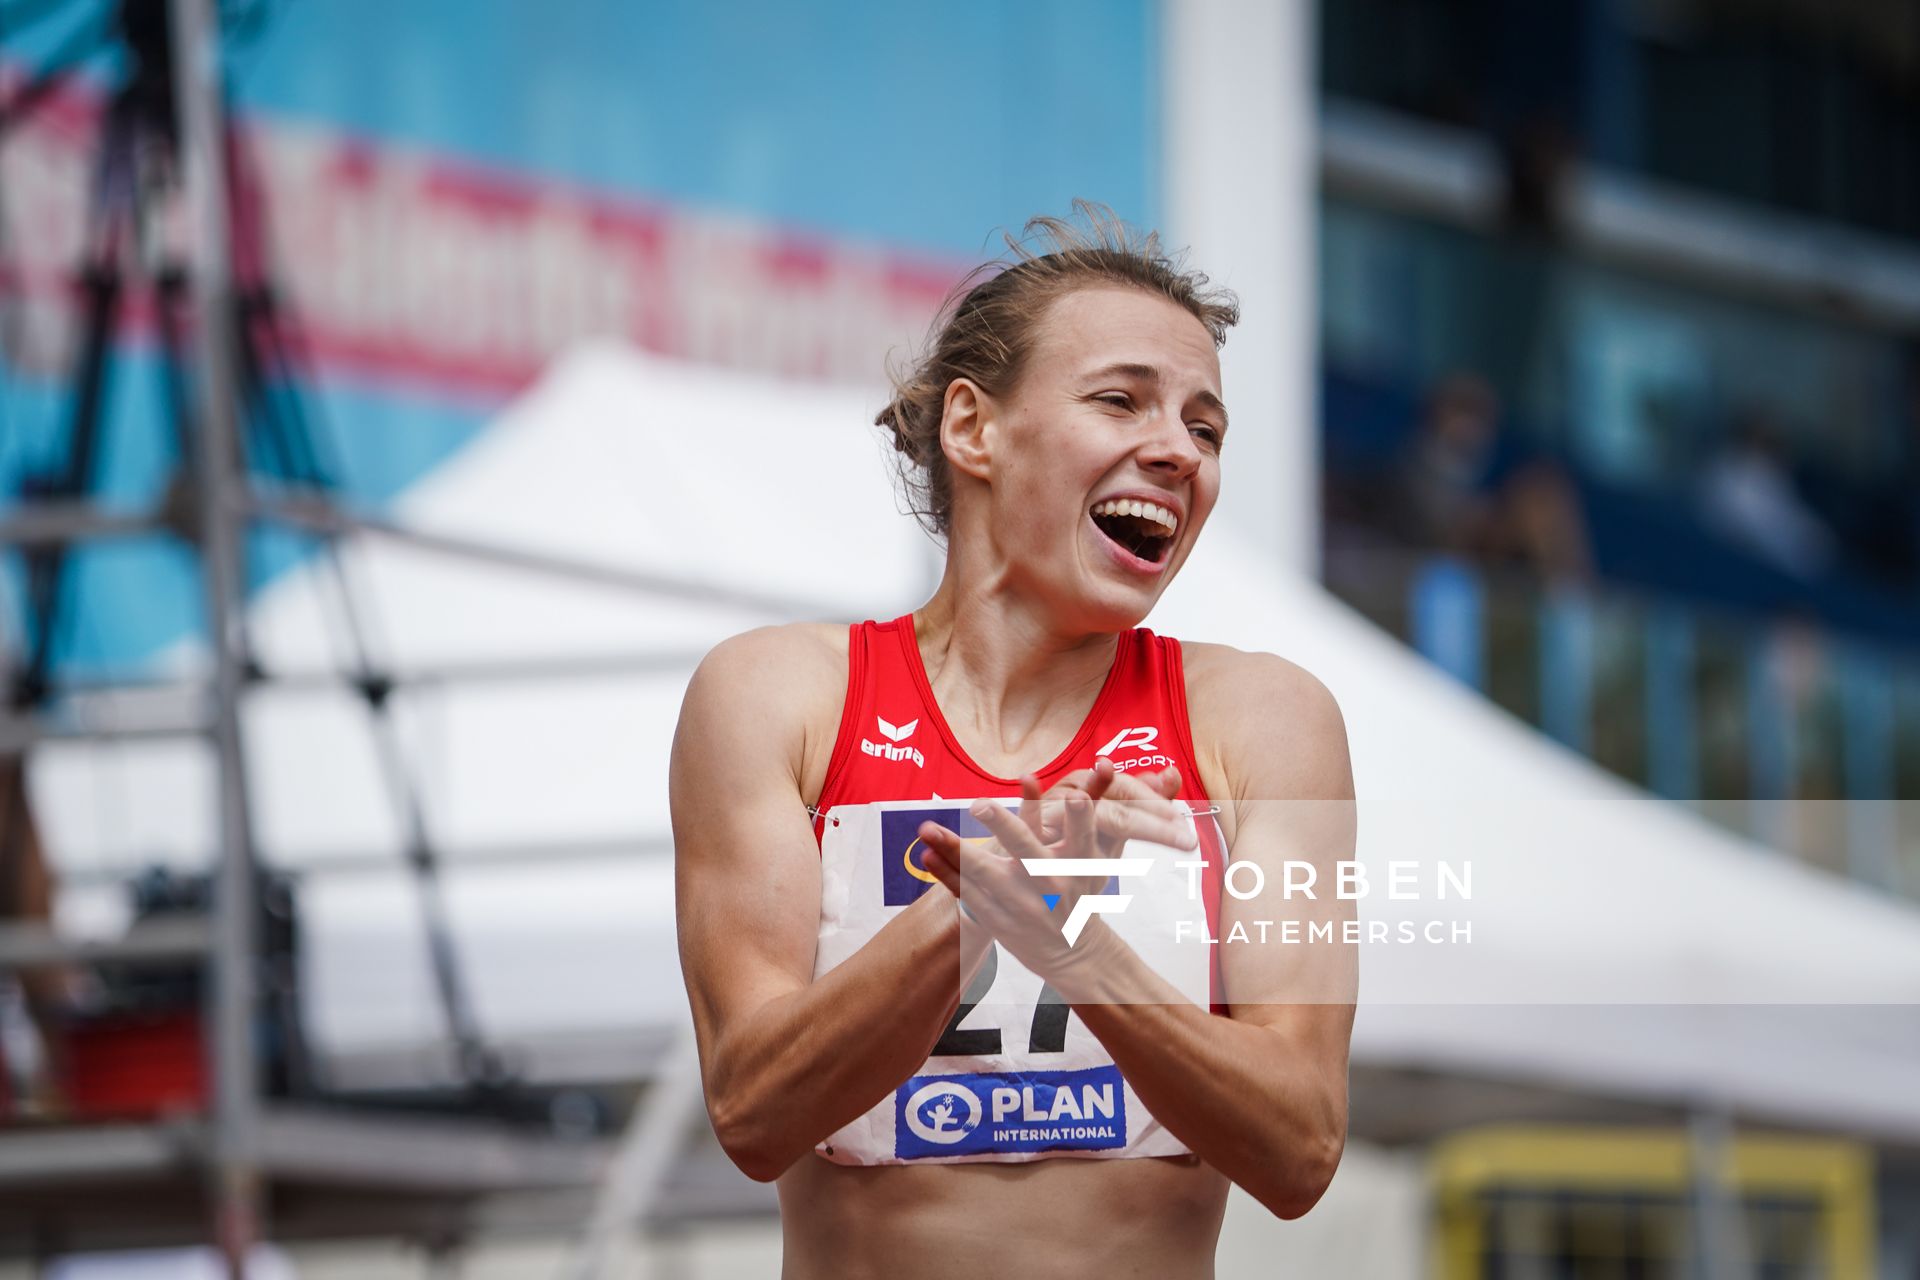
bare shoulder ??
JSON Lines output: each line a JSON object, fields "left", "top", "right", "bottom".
{"left": 1177, "top": 640, "right": 1351, "bottom": 802}
{"left": 692, "top": 621, "right": 846, "bottom": 686}
{"left": 677, "top": 621, "right": 851, "bottom": 798}
{"left": 1179, "top": 640, "right": 1340, "bottom": 718}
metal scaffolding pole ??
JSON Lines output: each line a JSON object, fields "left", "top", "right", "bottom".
{"left": 248, "top": 491, "right": 829, "bottom": 620}
{"left": 1688, "top": 1104, "right": 1758, "bottom": 1280}
{"left": 167, "top": 0, "right": 261, "bottom": 1272}
{"left": 0, "top": 502, "right": 166, "bottom": 548}
{"left": 562, "top": 1021, "right": 707, "bottom": 1280}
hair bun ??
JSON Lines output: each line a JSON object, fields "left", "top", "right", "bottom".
{"left": 875, "top": 401, "right": 912, "bottom": 454}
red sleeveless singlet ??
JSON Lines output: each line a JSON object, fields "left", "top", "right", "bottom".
{"left": 812, "top": 613, "right": 1230, "bottom": 1006}
{"left": 803, "top": 614, "right": 1231, "bottom": 1166}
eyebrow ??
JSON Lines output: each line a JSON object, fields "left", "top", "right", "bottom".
{"left": 1082, "top": 361, "right": 1230, "bottom": 432}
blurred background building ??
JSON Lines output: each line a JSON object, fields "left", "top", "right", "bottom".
{"left": 1319, "top": 0, "right": 1920, "bottom": 879}
{"left": 0, "top": 0, "right": 1916, "bottom": 1276}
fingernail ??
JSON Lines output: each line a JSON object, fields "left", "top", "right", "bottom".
{"left": 970, "top": 801, "right": 991, "bottom": 819}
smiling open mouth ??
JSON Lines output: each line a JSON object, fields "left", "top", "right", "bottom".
{"left": 1089, "top": 499, "right": 1176, "bottom": 565}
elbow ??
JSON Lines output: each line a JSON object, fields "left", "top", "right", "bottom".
{"left": 707, "top": 1089, "right": 796, "bottom": 1184}
{"left": 1258, "top": 1123, "right": 1347, "bottom": 1221}
{"left": 718, "top": 1138, "right": 788, "bottom": 1185}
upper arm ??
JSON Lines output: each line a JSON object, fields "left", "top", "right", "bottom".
{"left": 1203, "top": 652, "right": 1358, "bottom": 1066}
{"left": 670, "top": 626, "right": 839, "bottom": 1072}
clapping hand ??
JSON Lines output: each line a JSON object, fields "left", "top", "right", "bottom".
{"left": 914, "top": 760, "right": 1199, "bottom": 976}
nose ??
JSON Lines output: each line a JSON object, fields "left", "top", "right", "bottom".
{"left": 1135, "top": 402, "right": 1205, "bottom": 478}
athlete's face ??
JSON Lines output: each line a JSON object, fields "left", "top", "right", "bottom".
{"left": 947, "top": 286, "right": 1226, "bottom": 628}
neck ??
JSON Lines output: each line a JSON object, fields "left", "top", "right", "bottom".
{"left": 910, "top": 554, "right": 1121, "bottom": 768}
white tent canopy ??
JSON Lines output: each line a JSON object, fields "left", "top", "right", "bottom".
{"left": 30, "top": 344, "right": 1920, "bottom": 1140}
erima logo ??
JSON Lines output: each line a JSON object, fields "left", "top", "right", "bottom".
{"left": 862, "top": 715, "right": 925, "bottom": 767}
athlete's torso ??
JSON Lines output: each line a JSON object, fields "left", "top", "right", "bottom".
{"left": 774, "top": 615, "right": 1238, "bottom": 1279}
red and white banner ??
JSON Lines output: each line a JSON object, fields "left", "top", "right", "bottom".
{"left": 0, "top": 74, "right": 960, "bottom": 396}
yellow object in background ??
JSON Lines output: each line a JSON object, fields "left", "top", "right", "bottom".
{"left": 1429, "top": 1125, "right": 1874, "bottom": 1279}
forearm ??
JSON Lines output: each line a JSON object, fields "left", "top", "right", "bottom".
{"left": 1050, "top": 921, "right": 1347, "bottom": 1218}
{"left": 706, "top": 891, "right": 992, "bottom": 1179}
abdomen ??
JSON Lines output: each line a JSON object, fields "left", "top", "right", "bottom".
{"left": 776, "top": 1151, "right": 1230, "bottom": 1280}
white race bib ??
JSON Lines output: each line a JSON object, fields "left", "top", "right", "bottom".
{"left": 812, "top": 798, "right": 1212, "bottom": 1165}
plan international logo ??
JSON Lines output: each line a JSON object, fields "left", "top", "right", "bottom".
{"left": 894, "top": 1065, "right": 1126, "bottom": 1159}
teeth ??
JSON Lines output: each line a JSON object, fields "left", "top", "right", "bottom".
{"left": 1091, "top": 497, "right": 1178, "bottom": 535}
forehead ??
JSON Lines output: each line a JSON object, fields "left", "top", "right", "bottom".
{"left": 1025, "top": 286, "right": 1221, "bottom": 391}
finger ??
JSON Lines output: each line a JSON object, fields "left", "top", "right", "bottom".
{"left": 1095, "top": 804, "right": 1199, "bottom": 852}
{"left": 1076, "top": 770, "right": 1181, "bottom": 833}
{"left": 1082, "top": 764, "right": 1145, "bottom": 799}
{"left": 917, "top": 821, "right": 961, "bottom": 886}
{"left": 920, "top": 841, "right": 961, "bottom": 896}
{"left": 922, "top": 821, "right": 995, "bottom": 903}
{"left": 1027, "top": 791, "right": 1068, "bottom": 844}
{"left": 1153, "top": 764, "right": 1183, "bottom": 796}
{"left": 1019, "top": 773, "right": 1047, "bottom": 844}
{"left": 1040, "top": 773, "right": 1094, "bottom": 818}
{"left": 1063, "top": 789, "right": 1097, "bottom": 858}
{"left": 1085, "top": 788, "right": 1196, "bottom": 848}
{"left": 968, "top": 799, "right": 1044, "bottom": 858}
{"left": 1084, "top": 756, "right": 1117, "bottom": 804}
{"left": 919, "top": 820, "right": 960, "bottom": 860}
{"left": 1053, "top": 767, "right": 1097, "bottom": 792}
{"left": 1057, "top": 761, "right": 1114, "bottom": 793}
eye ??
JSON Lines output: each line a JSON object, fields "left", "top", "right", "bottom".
{"left": 1093, "top": 393, "right": 1133, "bottom": 410}
{"left": 1190, "top": 423, "right": 1223, "bottom": 447}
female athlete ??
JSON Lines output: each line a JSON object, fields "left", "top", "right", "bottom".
{"left": 672, "top": 207, "right": 1358, "bottom": 1279}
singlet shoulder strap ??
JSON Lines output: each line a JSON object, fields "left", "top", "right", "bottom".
{"left": 1156, "top": 632, "right": 1208, "bottom": 795}
{"left": 812, "top": 619, "right": 874, "bottom": 816}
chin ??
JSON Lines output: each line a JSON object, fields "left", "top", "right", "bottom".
{"left": 1078, "top": 582, "right": 1165, "bottom": 633}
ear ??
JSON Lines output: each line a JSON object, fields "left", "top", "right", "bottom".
{"left": 939, "top": 378, "right": 996, "bottom": 482}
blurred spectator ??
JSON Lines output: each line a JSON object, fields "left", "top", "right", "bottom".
{"left": 1499, "top": 114, "right": 1576, "bottom": 238}
{"left": 1393, "top": 372, "right": 1592, "bottom": 582}
{"left": 1697, "top": 411, "right": 1838, "bottom": 581}
{"left": 1906, "top": 366, "right": 1920, "bottom": 590}
{"left": 1393, "top": 374, "right": 1503, "bottom": 551}
{"left": 1890, "top": 354, "right": 1920, "bottom": 593}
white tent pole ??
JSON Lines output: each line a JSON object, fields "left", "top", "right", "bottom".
{"left": 1162, "top": 0, "right": 1318, "bottom": 577}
